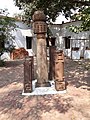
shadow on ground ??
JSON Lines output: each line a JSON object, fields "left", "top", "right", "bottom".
{"left": 0, "top": 60, "right": 24, "bottom": 88}
{"left": 0, "top": 58, "right": 90, "bottom": 120}
{"left": 65, "top": 58, "right": 90, "bottom": 90}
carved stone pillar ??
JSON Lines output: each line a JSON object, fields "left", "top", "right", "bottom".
{"left": 54, "top": 50, "right": 66, "bottom": 91}
{"left": 32, "top": 11, "right": 50, "bottom": 87}
{"left": 24, "top": 56, "right": 33, "bottom": 93}
{"left": 49, "top": 46, "right": 56, "bottom": 80}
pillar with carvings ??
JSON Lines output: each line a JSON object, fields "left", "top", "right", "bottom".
{"left": 54, "top": 50, "right": 66, "bottom": 91}
{"left": 32, "top": 11, "right": 50, "bottom": 87}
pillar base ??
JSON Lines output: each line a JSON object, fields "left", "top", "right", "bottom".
{"left": 35, "top": 81, "right": 51, "bottom": 87}
{"left": 55, "top": 81, "right": 66, "bottom": 91}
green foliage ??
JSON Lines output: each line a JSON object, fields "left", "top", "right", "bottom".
{"left": 68, "top": 7, "right": 90, "bottom": 33}
{"left": 14, "top": 0, "right": 90, "bottom": 23}
{"left": 14, "top": 0, "right": 90, "bottom": 33}
{"left": 0, "top": 9, "right": 16, "bottom": 61}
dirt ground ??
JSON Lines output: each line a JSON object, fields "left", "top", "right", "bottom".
{"left": 0, "top": 58, "right": 90, "bottom": 120}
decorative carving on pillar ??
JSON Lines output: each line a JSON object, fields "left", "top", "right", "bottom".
{"left": 32, "top": 10, "right": 50, "bottom": 87}
{"left": 33, "top": 21, "right": 47, "bottom": 34}
{"left": 54, "top": 50, "right": 66, "bottom": 91}
{"left": 24, "top": 56, "right": 33, "bottom": 93}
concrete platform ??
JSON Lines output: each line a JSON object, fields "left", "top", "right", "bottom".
{"left": 22, "top": 80, "right": 66, "bottom": 96}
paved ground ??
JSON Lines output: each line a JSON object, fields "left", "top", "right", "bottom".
{"left": 0, "top": 58, "right": 90, "bottom": 120}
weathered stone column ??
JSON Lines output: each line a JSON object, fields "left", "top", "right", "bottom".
{"left": 89, "top": 35, "right": 90, "bottom": 48}
{"left": 48, "top": 37, "right": 56, "bottom": 80}
{"left": 32, "top": 11, "right": 50, "bottom": 87}
{"left": 49, "top": 46, "right": 56, "bottom": 80}
{"left": 54, "top": 50, "right": 66, "bottom": 91}
{"left": 24, "top": 56, "right": 33, "bottom": 93}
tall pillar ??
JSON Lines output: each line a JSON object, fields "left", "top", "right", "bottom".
{"left": 49, "top": 46, "right": 56, "bottom": 80}
{"left": 89, "top": 35, "right": 90, "bottom": 48}
{"left": 24, "top": 56, "right": 33, "bottom": 93}
{"left": 48, "top": 37, "right": 56, "bottom": 80}
{"left": 32, "top": 11, "right": 50, "bottom": 87}
{"left": 54, "top": 50, "right": 66, "bottom": 91}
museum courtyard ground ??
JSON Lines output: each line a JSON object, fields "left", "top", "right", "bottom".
{"left": 0, "top": 58, "right": 90, "bottom": 120}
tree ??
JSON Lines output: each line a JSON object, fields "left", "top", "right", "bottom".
{"left": 0, "top": 9, "right": 16, "bottom": 63}
{"left": 14, "top": 0, "right": 90, "bottom": 22}
{"left": 14, "top": 0, "right": 90, "bottom": 33}
{"left": 68, "top": 6, "right": 90, "bottom": 33}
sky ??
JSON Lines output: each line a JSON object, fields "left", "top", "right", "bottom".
{"left": 0, "top": 0, "right": 70, "bottom": 24}
{"left": 0, "top": 0, "right": 22, "bottom": 16}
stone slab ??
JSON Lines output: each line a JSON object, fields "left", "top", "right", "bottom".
{"left": 22, "top": 80, "right": 66, "bottom": 96}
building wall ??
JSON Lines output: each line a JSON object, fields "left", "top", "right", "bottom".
{"left": 1, "top": 21, "right": 34, "bottom": 60}
{"left": 1, "top": 21, "right": 90, "bottom": 60}
{"left": 50, "top": 21, "right": 90, "bottom": 59}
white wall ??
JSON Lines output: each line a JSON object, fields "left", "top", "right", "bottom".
{"left": 1, "top": 21, "right": 34, "bottom": 60}
{"left": 50, "top": 21, "right": 90, "bottom": 59}
{"left": 1, "top": 21, "right": 90, "bottom": 60}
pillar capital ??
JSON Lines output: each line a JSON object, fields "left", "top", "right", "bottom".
{"left": 32, "top": 10, "right": 46, "bottom": 22}
{"left": 32, "top": 10, "right": 47, "bottom": 34}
